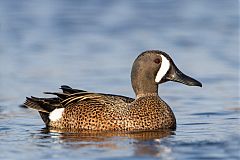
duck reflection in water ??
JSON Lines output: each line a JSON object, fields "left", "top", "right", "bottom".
{"left": 39, "top": 128, "right": 174, "bottom": 157}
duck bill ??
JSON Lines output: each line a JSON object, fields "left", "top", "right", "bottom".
{"left": 164, "top": 63, "right": 202, "bottom": 87}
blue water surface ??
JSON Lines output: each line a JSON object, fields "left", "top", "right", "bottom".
{"left": 0, "top": 0, "right": 239, "bottom": 160}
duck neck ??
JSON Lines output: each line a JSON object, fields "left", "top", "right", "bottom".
{"left": 131, "top": 67, "right": 159, "bottom": 98}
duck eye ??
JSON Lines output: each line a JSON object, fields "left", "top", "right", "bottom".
{"left": 154, "top": 58, "right": 161, "bottom": 64}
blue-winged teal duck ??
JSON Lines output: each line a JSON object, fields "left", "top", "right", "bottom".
{"left": 24, "top": 50, "right": 202, "bottom": 131}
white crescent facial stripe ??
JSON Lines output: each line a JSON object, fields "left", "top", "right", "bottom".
{"left": 49, "top": 108, "right": 65, "bottom": 122}
{"left": 155, "top": 55, "right": 170, "bottom": 83}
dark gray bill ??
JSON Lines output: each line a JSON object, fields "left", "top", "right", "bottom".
{"left": 163, "top": 63, "right": 202, "bottom": 87}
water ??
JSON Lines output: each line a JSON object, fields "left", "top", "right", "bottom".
{"left": 0, "top": 0, "right": 239, "bottom": 159}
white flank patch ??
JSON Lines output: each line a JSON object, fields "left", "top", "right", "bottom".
{"left": 49, "top": 108, "right": 65, "bottom": 122}
{"left": 155, "top": 55, "right": 170, "bottom": 83}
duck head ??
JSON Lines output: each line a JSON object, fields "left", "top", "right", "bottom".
{"left": 131, "top": 50, "right": 202, "bottom": 96}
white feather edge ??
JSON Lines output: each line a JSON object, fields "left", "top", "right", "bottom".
{"left": 155, "top": 55, "right": 170, "bottom": 83}
{"left": 49, "top": 108, "right": 65, "bottom": 121}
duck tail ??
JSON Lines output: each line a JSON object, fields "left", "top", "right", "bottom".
{"left": 24, "top": 97, "right": 55, "bottom": 125}
{"left": 24, "top": 97, "right": 51, "bottom": 113}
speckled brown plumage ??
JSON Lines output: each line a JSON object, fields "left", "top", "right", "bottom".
{"left": 24, "top": 50, "right": 202, "bottom": 131}
{"left": 47, "top": 93, "right": 176, "bottom": 131}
